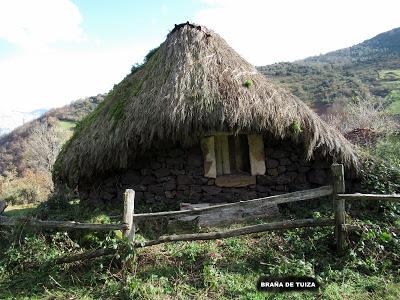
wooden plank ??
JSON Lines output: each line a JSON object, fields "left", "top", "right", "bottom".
{"left": 248, "top": 134, "right": 266, "bottom": 175}
{"left": 0, "top": 216, "right": 127, "bottom": 231}
{"left": 140, "top": 218, "right": 335, "bottom": 247}
{"left": 338, "top": 194, "right": 400, "bottom": 201}
{"left": 123, "top": 189, "right": 135, "bottom": 242}
{"left": 174, "top": 201, "right": 280, "bottom": 227}
{"left": 201, "top": 136, "right": 217, "bottom": 178}
{"left": 132, "top": 185, "right": 333, "bottom": 221}
{"left": 331, "top": 163, "right": 346, "bottom": 253}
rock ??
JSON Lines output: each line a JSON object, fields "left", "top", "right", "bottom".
{"left": 163, "top": 179, "right": 176, "bottom": 191}
{"left": 266, "top": 158, "right": 279, "bottom": 168}
{"left": 165, "top": 191, "right": 176, "bottom": 199}
{"left": 177, "top": 175, "right": 193, "bottom": 185}
{"left": 120, "top": 171, "right": 141, "bottom": 185}
{"left": 202, "top": 186, "right": 222, "bottom": 195}
{"left": 141, "top": 168, "right": 152, "bottom": 176}
{"left": 148, "top": 184, "right": 164, "bottom": 194}
{"left": 270, "top": 150, "right": 287, "bottom": 159}
{"left": 308, "top": 169, "right": 327, "bottom": 185}
{"left": 267, "top": 168, "right": 279, "bottom": 176}
{"left": 277, "top": 166, "right": 286, "bottom": 174}
{"left": 150, "top": 161, "right": 162, "bottom": 169}
{"left": 298, "top": 166, "right": 310, "bottom": 173}
{"left": 187, "top": 153, "right": 202, "bottom": 167}
{"left": 141, "top": 176, "right": 156, "bottom": 185}
{"left": 279, "top": 158, "right": 291, "bottom": 166}
{"left": 153, "top": 168, "right": 170, "bottom": 178}
{"left": 277, "top": 175, "right": 291, "bottom": 185}
{"left": 256, "top": 185, "right": 270, "bottom": 193}
{"left": 257, "top": 175, "right": 276, "bottom": 185}
{"left": 170, "top": 169, "right": 185, "bottom": 175}
{"left": 215, "top": 175, "right": 256, "bottom": 187}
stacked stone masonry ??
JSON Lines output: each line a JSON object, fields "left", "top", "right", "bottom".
{"left": 79, "top": 137, "right": 332, "bottom": 209}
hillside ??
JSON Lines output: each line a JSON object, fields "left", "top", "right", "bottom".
{"left": 0, "top": 95, "right": 104, "bottom": 177}
{"left": 258, "top": 27, "right": 400, "bottom": 115}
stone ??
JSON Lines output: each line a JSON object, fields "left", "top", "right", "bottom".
{"left": 202, "top": 186, "right": 222, "bottom": 195}
{"left": 295, "top": 173, "right": 307, "bottom": 184}
{"left": 279, "top": 158, "right": 291, "bottom": 166}
{"left": 163, "top": 179, "right": 176, "bottom": 191}
{"left": 270, "top": 150, "right": 287, "bottom": 159}
{"left": 141, "top": 176, "right": 156, "bottom": 185}
{"left": 299, "top": 166, "right": 310, "bottom": 173}
{"left": 312, "top": 160, "right": 328, "bottom": 169}
{"left": 148, "top": 184, "right": 164, "bottom": 194}
{"left": 150, "top": 161, "right": 162, "bottom": 169}
{"left": 277, "top": 166, "right": 286, "bottom": 174}
{"left": 308, "top": 169, "right": 327, "bottom": 185}
{"left": 257, "top": 175, "right": 276, "bottom": 185}
{"left": 120, "top": 171, "right": 141, "bottom": 185}
{"left": 187, "top": 153, "right": 202, "bottom": 167}
{"left": 215, "top": 175, "right": 256, "bottom": 187}
{"left": 141, "top": 168, "right": 152, "bottom": 176}
{"left": 177, "top": 175, "right": 193, "bottom": 185}
{"left": 132, "top": 185, "right": 147, "bottom": 191}
{"left": 153, "top": 168, "right": 170, "bottom": 178}
{"left": 267, "top": 168, "right": 279, "bottom": 176}
{"left": 290, "top": 154, "right": 299, "bottom": 161}
{"left": 266, "top": 158, "right": 279, "bottom": 168}
{"left": 168, "top": 148, "right": 184, "bottom": 157}
{"left": 165, "top": 191, "right": 176, "bottom": 199}
{"left": 277, "top": 175, "right": 291, "bottom": 185}
{"left": 171, "top": 169, "right": 186, "bottom": 175}
{"left": 256, "top": 185, "right": 270, "bottom": 193}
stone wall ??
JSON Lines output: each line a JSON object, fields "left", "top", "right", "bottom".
{"left": 79, "top": 137, "right": 332, "bottom": 211}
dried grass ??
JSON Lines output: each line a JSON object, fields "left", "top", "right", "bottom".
{"left": 54, "top": 23, "right": 357, "bottom": 187}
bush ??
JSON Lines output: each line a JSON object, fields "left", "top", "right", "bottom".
{"left": 0, "top": 170, "right": 53, "bottom": 205}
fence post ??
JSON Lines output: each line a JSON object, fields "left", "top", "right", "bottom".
{"left": 123, "top": 189, "right": 135, "bottom": 242}
{"left": 331, "top": 163, "right": 346, "bottom": 253}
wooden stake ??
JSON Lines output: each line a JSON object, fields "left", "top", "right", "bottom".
{"left": 123, "top": 189, "right": 135, "bottom": 242}
{"left": 331, "top": 163, "right": 346, "bottom": 253}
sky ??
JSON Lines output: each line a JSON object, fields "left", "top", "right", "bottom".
{"left": 0, "top": 0, "right": 399, "bottom": 113}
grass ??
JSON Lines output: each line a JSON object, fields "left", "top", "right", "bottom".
{"left": 0, "top": 198, "right": 399, "bottom": 299}
{"left": 377, "top": 69, "right": 400, "bottom": 115}
{"left": 58, "top": 120, "right": 76, "bottom": 131}
{"left": 3, "top": 203, "right": 38, "bottom": 217}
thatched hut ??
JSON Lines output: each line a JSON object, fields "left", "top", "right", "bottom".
{"left": 54, "top": 23, "right": 357, "bottom": 209}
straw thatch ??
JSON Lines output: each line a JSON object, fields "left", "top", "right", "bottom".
{"left": 54, "top": 22, "right": 357, "bottom": 187}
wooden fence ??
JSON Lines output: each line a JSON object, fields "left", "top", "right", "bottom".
{"left": 1, "top": 163, "right": 399, "bottom": 258}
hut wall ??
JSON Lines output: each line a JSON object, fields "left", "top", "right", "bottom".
{"left": 78, "top": 137, "right": 332, "bottom": 210}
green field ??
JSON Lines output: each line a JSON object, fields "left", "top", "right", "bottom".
{"left": 58, "top": 120, "right": 76, "bottom": 131}
{"left": 378, "top": 69, "right": 400, "bottom": 115}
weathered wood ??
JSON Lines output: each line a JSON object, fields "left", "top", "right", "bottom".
{"left": 331, "top": 163, "right": 346, "bottom": 253}
{"left": 133, "top": 185, "right": 333, "bottom": 221}
{"left": 140, "top": 218, "right": 335, "bottom": 247}
{"left": 248, "top": 134, "right": 266, "bottom": 175}
{"left": 123, "top": 189, "right": 135, "bottom": 242}
{"left": 0, "top": 216, "right": 127, "bottom": 231}
{"left": 201, "top": 136, "right": 217, "bottom": 178}
{"left": 174, "top": 201, "right": 280, "bottom": 227}
{"left": 0, "top": 200, "right": 7, "bottom": 214}
{"left": 338, "top": 193, "right": 400, "bottom": 201}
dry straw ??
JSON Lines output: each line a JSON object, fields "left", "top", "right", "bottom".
{"left": 54, "top": 23, "right": 357, "bottom": 187}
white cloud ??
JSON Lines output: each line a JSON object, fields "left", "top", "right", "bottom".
{"left": 195, "top": 0, "right": 400, "bottom": 65}
{"left": 0, "top": 45, "right": 151, "bottom": 112}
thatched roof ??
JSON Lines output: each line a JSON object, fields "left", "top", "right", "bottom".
{"left": 54, "top": 22, "right": 357, "bottom": 187}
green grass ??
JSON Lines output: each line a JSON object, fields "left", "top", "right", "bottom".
{"left": 3, "top": 203, "right": 38, "bottom": 217}
{"left": 58, "top": 120, "right": 76, "bottom": 131}
{"left": 0, "top": 200, "right": 399, "bottom": 299}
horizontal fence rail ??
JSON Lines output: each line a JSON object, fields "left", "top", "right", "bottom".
{"left": 140, "top": 218, "right": 335, "bottom": 247}
{"left": 0, "top": 216, "right": 127, "bottom": 231}
{"left": 132, "top": 185, "right": 334, "bottom": 221}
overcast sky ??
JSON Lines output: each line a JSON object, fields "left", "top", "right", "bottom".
{"left": 0, "top": 0, "right": 399, "bottom": 112}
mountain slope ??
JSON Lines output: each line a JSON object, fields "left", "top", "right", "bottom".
{"left": 258, "top": 27, "right": 400, "bottom": 115}
{"left": 0, "top": 95, "right": 104, "bottom": 176}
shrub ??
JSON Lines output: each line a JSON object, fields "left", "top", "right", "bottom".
{"left": 0, "top": 170, "right": 53, "bottom": 205}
